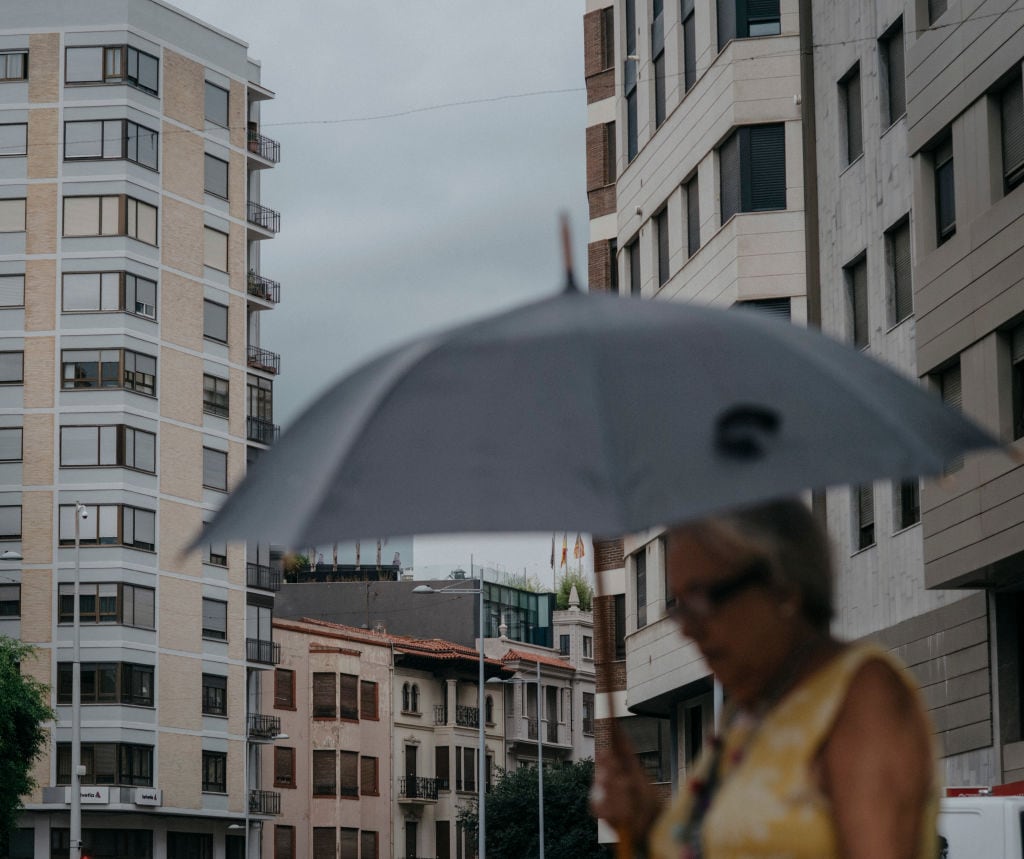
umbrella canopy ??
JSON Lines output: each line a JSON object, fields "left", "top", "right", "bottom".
{"left": 201, "top": 286, "right": 999, "bottom": 549}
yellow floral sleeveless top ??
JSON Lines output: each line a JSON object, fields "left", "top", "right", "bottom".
{"left": 648, "top": 643, "right": 938, "bottom": 859}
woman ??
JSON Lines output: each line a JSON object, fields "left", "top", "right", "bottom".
{"left": 592, "top": 498, "right": 937, "bottom": 859}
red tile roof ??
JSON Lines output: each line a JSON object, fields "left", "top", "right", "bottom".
{"left": 501, "top": 648, "right": 576, "bottom": 671}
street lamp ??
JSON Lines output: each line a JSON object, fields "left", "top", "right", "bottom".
{"left": 488, "top": 658, "right": 544, "bottom": 859}
{"left": 413, "top": 576, "right": 487, "bottom": 859}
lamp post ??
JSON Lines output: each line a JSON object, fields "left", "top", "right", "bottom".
{"left": 71, "top": 501, "right": 86, "bottom": 859}
{"left": 413, "top": 576, "right": 487, "bottom": 859}
{"left": 488, "top": 658, "right": 544, "bottom": 859}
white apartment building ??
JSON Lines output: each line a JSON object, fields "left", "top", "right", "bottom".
{"left": 0, "top": 2, "right": 284, "bottom": 856}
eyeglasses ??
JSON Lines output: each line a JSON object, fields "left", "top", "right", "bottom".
{"left": 668, "top": 558, "right": 772, "bottom": 623}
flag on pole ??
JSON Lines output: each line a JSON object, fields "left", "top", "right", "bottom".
{"left": 550, "top": 533, "right": 556, "bottom": 570}
{"left": 573, "top": 533, "right": 585, "bottom": 559}
{"left": 560, "top": 533, "right": 568, "bottom": 568}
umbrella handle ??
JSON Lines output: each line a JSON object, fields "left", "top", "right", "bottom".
{"left": 615, "top": 824, "right": 635, "bottom": 858}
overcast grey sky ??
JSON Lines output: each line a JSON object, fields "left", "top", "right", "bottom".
{"left": 170, "top": 0, "right": 592, "bottom": 578}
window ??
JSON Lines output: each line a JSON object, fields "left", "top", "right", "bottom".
{"left": 0, "top": 427, "right": 21, "bottom": 462}
{"left": 0, "top": 274, "right": 24, "bottom": 307}
{"left": 202, "top": 447, "right": 228, "bottom": 492}
{"left": 360, "top": 831, "right": 378, "bottom": 859}
{"left": 0, "top": 52, "right": 27, "bottom": 82}
{"left": 717, "top": 0, "right": 780, "bottom": 50}
{"left": 583, "top": 634, "right": 593, "bottom": 658}
{"left": 313, "top": 750, "right": 336, "bottom": 795}
{"left": 205, "top": 82, "right": 229, "bottom": 127}
{"left": 1011, "top": 325, "right": 1024, "bottom": 440}
{"left": 436, "top": 745, "right": 450, "bottom": 790}
{"left": 203, "top": 299, "right": 228, "bottom": 343}
{"left": 65, "top": 46, "right": 159, "bottom": 95}
{"left": 627, "top": 237, "right": 641, "bottom": 296}
{"left": 274, "top": 827, "right": 295, "bottom": 859}
{"left": 934, "top": 134, "right": 955, "bottom": 244}
{"left": 204, "top": 227, "right": 228, "bottom": 271}
{"left": 360, "top": 679, "right": 379, "bottom": 720}
{"left": 0, "top": 124, "right": 26, "bottom": 157}
{"left": 62, "top": 271, "right": 157, "bottom": 319}
{"left": 62, "top": 195, "right": 157, "bottom": 244}
{"left": 686, "top": 174, "right": 700, "bottom": 257}
{"left": 274, "top": 746, "right": 295, "bottom": 788}
{"left": 59, "top": 582, "right": 154, "bottom": 627}
{"left": 201, "top": 750, "right": 226, "bottom": 792}
{"left": 895, "top": 479, "right": 920, "bottom": 529}
{"left": 340, "top": 829, "right": 359, "bottom": 859}
{"left": 57, "top": 742, "right": 153, "bottom": 786}
{"left": 0, "top": 583, "right": 18, "bottom": 617}
{"left": 559, "top": 634, "right": 570, "bottom": 655}
{"left": 361, "top": 755, "right": 379, "bottom": 796}
{"left": 880, "top": 19, "right": 905, "bottom": 126}
{"left": 274, "top": 667, "right": 295, "bottom": 709}
{"left": 203, "top": 374, "right": 229, "bottom": 418}
{"left": 614, "top": 593, "right": 626, "bottom": 660}
{"left": 204, "top": 154, "right": 229, "bottom": 198}
{"left": 402, "top": 681, "right": 420, "bottom": 713}
{"left": 313, "top": 672, "right": 337, "bottom": 717}
{"left": 0, "top": 199, "right": 25, "bottom": 232}
{"left": 735, "top": 297, "right": 791, "bottom": 319}
{"left": 682, "top": 0, "right": 696, "bottom": 92}
{"left": 202, "top": 674, "right": 226, "bottom": 716}
{"left": 719, "top": 124, "right": 786, "bottom": 223}
{"left": 583, "top": 692, "right": 595, "bottom": 734}
{"left": 840, "top": 64, "right": 863, "bottom": 164}
{"left": 64, "top": 120, "right": 158, "bottom": 170}
{"left": 635, "top": 550, "right": 647, "bottom": 628}
{"left": 652, "top": 0, "right": 666, "bottom": 129}
{"left": 340, "top": 673, "right": 359, "bottom": 720}
{"left": 0, "top": 352, "right": 22, "bottom": 384}
{"left": 486, "top": 693, "right": 494, "bottom": 724}
{"left": 202, "top": 523, "right": 226, "bottom": 566}
{"left": 61, "top": 348, "right": 156, "bottom": 396}
{"left": 928, "top": 0, "right": 947, "bottom": 25}
{"left": 60, "top": 425, "right": 156, "bottom": 473}
{"left": 885, "top": 218, "right": 912, "bottom": 324}
{"left": 249, "top": 375, "right": 274, "bottom": 421}
{"left": 0, "top": 505, "right": 20, "bottom": 539}
{"left": 654, "top": 207, "right": 670, "bottom": 287}
{"left": 57, "top": 661, "right": 153, "bottom": 706}
{"left": 167, "top": 833, "right": 212, "bottom": 859}
{"left": 202, "top": 598, "right": 227, "bottom": 640}
{"left": 1001, "top": 72, "right": 1024, "bottom": 194}
{"left": 313, "top": 829, "right": 336, "bottom": 859}
{"left": 49, "top": 828, "right": 152, "bottom": 859}
{"left": 855, "top": 484, "right": 875, "bottom": 549}
{"left": 624, "top": 0, "right": 638, "bottom": 162}
{"left": 934, "top": 360, "right": 963, "bottom": 470}
{"left": 845, "top": 255, "right": 868, "bottom": 349}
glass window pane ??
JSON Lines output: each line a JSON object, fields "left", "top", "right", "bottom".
{"left": 61, "top": 426, "right": 98, "bottom": 465}
{"left": 102, "top": 120, "right": 122, "bottom": 159}
{"left": 100, "top": 196, "right": 120, "bottom": 236}
{"left": 63, "top": 273, "right": 99, "bottom": 311}
{"left": 135, "top": 51, "right": 159, "bottom": 94}
{"left": 63, "top": 198, "right": 99, "bottom": 237}
{"left": 99, "top": 425, "right": 117, "bottom": 464}
{"left": 134, "top": 429, "right": 155, "bottom": 472}
{"left": 0, "top": 505, "right": 20, "bottom": 538}
{"left": 135, "top": 201, "right": 156, "bottom": 244}
{"left": 98, "top": 505, "right": 117, "bottom": 542}
{"left": 135, "top": 509, "right": 155, "bottom": 548}
{"left": 100, "top": 272, "right": 120, "bottom": 310}
{"left": 204, "top": 228, "right": 228, "bottom": 271}
{"left": 203, "top": 300, "right": 228, "bottom": 342}
{"left": 0, "top": 427, "right": 21, "bottom": 461}
{"left": 0, "top": 274, "right": 23, "bottom": 307}
{"left": 0, "top": 352, "right": 23, "bottom": 383}
{"left": 129, "top": 275, "right": 156, "bottom": 318}
{"left": 205, "top": 82, "right": 229, "bottom": 127}
{"left": 204, "top": 154, "right": 228, "bottom": 197}
{"left": 66, "top": 47, "right": 103, "bottom": 83}
{"left": 0, "top": 124, "right": 27, "bottom": 157}
{"left": 134, "top": 125, "right": 158, "bottom": 169}
{"left": 0, "top": 198, "right": 25, "bottom": 232}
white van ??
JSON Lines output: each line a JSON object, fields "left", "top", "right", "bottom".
{"left": 939, "top": 785, "right": 1024, "bottom": 859}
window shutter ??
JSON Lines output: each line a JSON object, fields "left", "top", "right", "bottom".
{"left": 1011, "top": 325, "right": 1024, "bottom": 365}
{"left": 891, "top": 221, "right": 912, "bottom": 323}
{"left": 313, "top": 750, "right": 336, "bottom": 795}
{"left": 463, "top": 747, "right": 476, "bottom": 791}
{"left": 274, "top": 826, "right": 294, "bottom": 859}
{"left": 360, "top": 680, "right": 378, "bottom": 719}
{"left": 886, "top": 25, "right": 905, "bottom": 121}
{"left": 941, "top": 363, "right": 962, "bottom": 410}
{"left": 687, "top": 176, "right": 700, "bottom": 256}
{"left": 339, "top": 828, "right": 359, "bottom": 859}
{"left": 274, "top": 747, "right": 293, "bottom": 786}
{"left": 274, "top": 669, "right": 293, "bottom": 708}
{"left": 717, "top": 0, "right": 736, "bottom": 50}
{"left": 361, "top": 755, "right": 378, "bottom": 795}
{"left": 737, "top": 297, "right": 791, "bottom": 320}
{"left": 858, "top": 484, "right": 874, "bottom": 526}
{"left": 719, "top": 130, "right": 741, "bottom": 223}
{"left": 846, "top": 69, "right": 863, "bottom": 162}
{"left": 436, "top": 745, "right": 450, "bottom": 789}
{"left": 746, "top": 124, "right": 786, "bottom": 211}
{"left": 339, "top": 673, "right": 359, "bottom": 720}
{"left": 340, "top": 750, "right": 359, "bottom": 796}
{"left": 1001, "top": 75, "right": 1024, "bottom": 190}
{"left": 850, "top": 258, "right": 868, "bottom": 349}
{"left": 312, "top": 672, "right": 336, "bottom": 717}
{"left": 683, "top": 11, "right": 697, "bottom": 91}
{"left": 361, "top": 831, "right": 378, "bottom": 859}
{"left": 313, "top": 829, "right": 336, "bottom": 859}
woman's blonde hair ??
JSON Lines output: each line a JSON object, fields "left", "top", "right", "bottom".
{"left": 672, "top": 498, "right": 834, "bottom": 630}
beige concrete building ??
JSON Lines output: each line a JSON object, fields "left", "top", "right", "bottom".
{"left": 0, "top": 1, "right": 284, "bottom": 856}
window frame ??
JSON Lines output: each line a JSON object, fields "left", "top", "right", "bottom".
{"left": 60, "top": 348, "right": 157, "bottom": 396}
{"left": 839, "top": 63, "right": 863, "bottom": 165}
{"left": 0, "top": 351, "right": 23, "bottom": 384}
{"left": 855, "top": 483, "right": 875, "bottom": 550}
{"left": 203, "top": 374, "right": 230, "bottom": 418}
{"left": 885, "top": 216, "right": 913, "bottom": 326}
{"left": 61, "top": 194, "right": 157, "bottom": 245}
{"left": 62, "top": 271, "right": 157, "bottom": 320}
{"left": 274, "top": 667, "right": 296, "bottom": 709}
{"left": 201, "top": 673, "right": 227, "bottom": 716}
{"left": 0, "top": 123, "right": 27, "bottom": 157}
{"left": 57, "top": 660, "right": 153, "bottom": 707}
{"left": 635, "top": 549, "right": 647, "bottom": 629}
{"left": 894, "top": 479, "right": 921, "bottom": 530}
{"left": 0, "top": 583, "right": 19, "bottom": 618}
{"left": 56, "top": 741, "right": 153, "bottom": 786}
{"left": 64, "top": 45, "right": 159, "bottom": 95}
{"left": 1000, "top": 71, "right": 1024, "bottom": 194}
{"left": 203, "top": 299, "right": 229, "bottom": 343}
{"left": 204, "top": 82, "right": 230, "bottom": 128}
{"left": 274, "top": 826, "right": 295, "bottom": 859}
{"left": 202, "top": 446, "right": 228, "bottom": 492}
{"left": 59, "top": 424, "right": 156, "bottom": 474}
{"left": 879, "top": 18, "right": 906, "bottom": 128}
{"left": 654, "top": 206, "right": 670, "bottom": 287}
{"left": 719, "top": 123, "right": 787, "bottom": 223}
{"left": 312, "top": 749, "right": 337, "bottom": 796}
{"left": 201, "top": 597, "right": 228, "bottom": 641}
{"left": 58, "top": 581, "right": 155, "bottom": 628}
{"left": 844, "top": 253, "right": 869, "bottom": 349}
{"left": 360, "top": 679, "right": 379, "bottom": 720}
{"left": 0, "top": 198, "right": 26, "bottom": 233}
{"left": 0, "top": 51, "right": 28, "bottom": 83}
{"left": 0, "top": 504, "right": 21, "bottom": 540}
{"left": 933, "top": 133, "right": 956, "bottom": 245}
{"left": 201, "top": 750, "right": 227, "bottom": 793}
{"left": 204, "top": 153, "right": 229, "bottom": 199}
{"left": 360, "top": 755, "right": 379, "bottom": 797}
{"left": 274, "top": 746, "right": 296, "bottom": 788}
{"left": 0, "top": 274, "right": 24, "bottom": 308}
{"left": 63, "top": 119, "right": 158, "bottom": 171}
{"left": 203, "top": 226, "right": 229, "bottom": 272}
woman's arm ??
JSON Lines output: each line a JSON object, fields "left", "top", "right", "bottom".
{"left": 821, "top": 658, "right": 934, "bottom": 859}
{"left": 592, "top": 721, "right": 663, "bottom": 853}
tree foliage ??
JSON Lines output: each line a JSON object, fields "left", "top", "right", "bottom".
{"left": 555, "top": 570, "right": 593, "bottom": 611}
{"left": 458, "top": 758, "right": 609, "bottom": 858}
{"left": 0, "top": 636, "right": 54, "bottom": 845}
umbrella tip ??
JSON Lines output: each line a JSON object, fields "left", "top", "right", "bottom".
{"left": 560, "top": 212, "right": 579, "bottom": 293}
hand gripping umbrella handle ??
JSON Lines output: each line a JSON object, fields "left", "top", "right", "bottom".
{"left": 616, "top": 825, "right": 635, "bottom": 859}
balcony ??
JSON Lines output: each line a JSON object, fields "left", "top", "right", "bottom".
{"left": 433, "top": 704, "right": 479, "bottom": 728}
{"left": 247, "top": 416, "right": 280, "bottom": 446}
{"left": 398, "top": 777, "right": 439, "bottom": 803}
{"left": 246, "top": 637, "right": 281, "bottom": 665}
{"left": 506, "top": 716, "right": 573, "bottom": 748}
{"left": 247, "top": 129, "right": 281, "bottom": 164}
{"left": 247, "top": 712, "right": 282, "bottom": 740}
{"left": 247, "top": 562, "right": 282, "bottom": 591}
{"left": 249, "top": 788, "right": 281, "bottom": 815}
{"left": 247, "top": 200, "right": 280, "bottom": 234}
{"left": 247, "top": 344, "right": 280, "bottom": 374}
{"left": 247, "top": 271, "right": 280, "bottom": 305}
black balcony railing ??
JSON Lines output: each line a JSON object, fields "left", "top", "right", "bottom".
{"left": 247, "top": 712, "right": 281, "bottom": 739}
{"left": 433, "top": 704, "right": 447, "bottom": 725}
{"left": 247, "top": 271, "right": 281, "bottom": 304}
{"left": 246, "top": 637, "right": 281, "bottom": 665}
{"left": 398, "top": 777, "right": 439, "bottom": 801}
{"left": 247, "top": 200, "right": 280, "bottom": 233}
{"left": 247, "top": 344, "right": 280, "bottom": 374}
{"left": 247, "top": 130, "right": 281, "bottom": 163}
{"left": 247, "top": 562, "right": 282, "bottom": 591}
{"left": 455, "top": 705, "right": 479, "bottom": 728}
{"left": 247, "top": 416, "right": 280, "bottom": 446}
{"left": 249, "top": 788, "right": 281, "bottom": 815}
